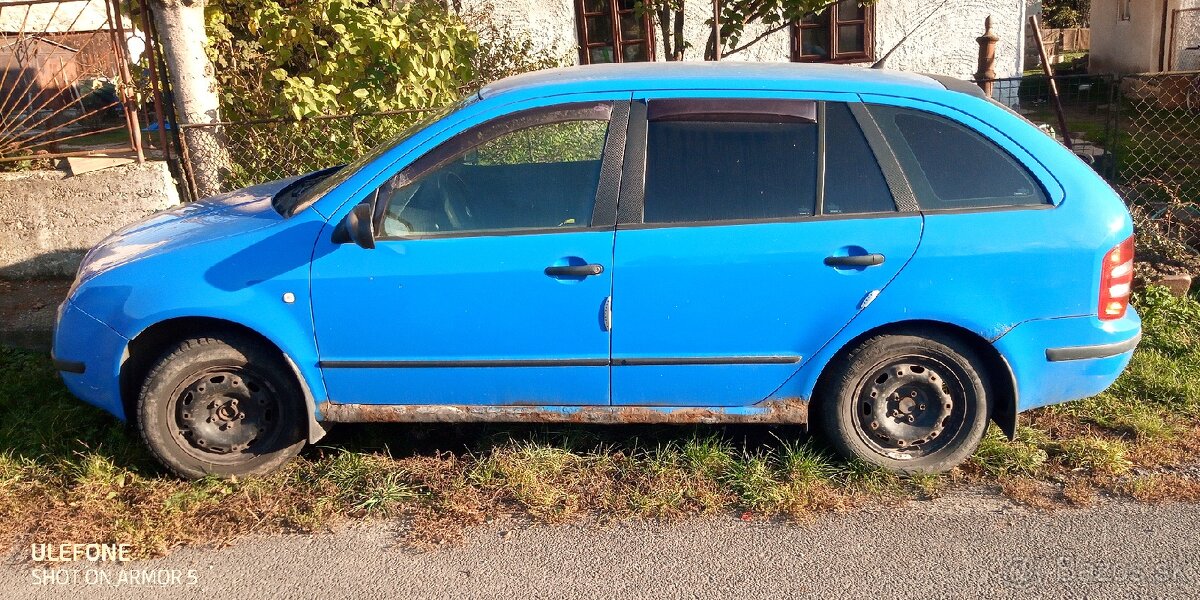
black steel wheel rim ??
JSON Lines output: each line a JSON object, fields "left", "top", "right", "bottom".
{"left": 852, "top": 354, "right": 969, "bottom": 460}
{"left": 167, "top": 366, "right": 283, "bottom": 464}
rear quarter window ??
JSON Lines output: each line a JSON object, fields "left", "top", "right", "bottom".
{"left": 867, "top": 105, "right": 1048, "bottom": 210}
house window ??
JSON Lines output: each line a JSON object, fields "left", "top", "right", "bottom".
{"left": 575, "top": 0, "right": 654, "bottom": 64}
{"left": 792, "top": 0, "right": 874, "bottom": 63}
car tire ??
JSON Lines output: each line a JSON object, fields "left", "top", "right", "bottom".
{"left": 814, "top": 329, "right": 991, "bottom": 474}
{"left": 137, "top": 334, "right": 306, "bottom": 479}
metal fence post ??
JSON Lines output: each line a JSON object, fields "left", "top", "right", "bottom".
{"left": 1107, "top": 74, "right": 1121, "bottom": 183}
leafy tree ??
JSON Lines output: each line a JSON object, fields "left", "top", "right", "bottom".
{"left": 715, "top": 0, "right": 885, "bottom": 59}
{"left": 199, "top": 0, "right": 568, "bottom": 190}
{"left": 1041, "top": 0, "right": 1089, "bottom": 29}
{"left": 648, "top": 0, "right": 688, "bottom": 60}
{"left": 455, "top": 0, "right": 567, "bottom": 84}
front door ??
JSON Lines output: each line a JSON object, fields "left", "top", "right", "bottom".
{"left": 611, "top": 98, "right": 923, "bottom": 406}
{"left": 311, "top": 103, "right": 625, "bottom": 406}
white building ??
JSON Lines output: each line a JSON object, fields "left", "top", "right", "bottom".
{"left": 469, "top": 0, "right": 1031, "bottom": 80}
{"left": 1090, "top": 0, "right": 1200, "bottom": 73}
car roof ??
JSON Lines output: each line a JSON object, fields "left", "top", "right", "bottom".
{"left": 478, "top": 62, "right": 950, "bottom": 100}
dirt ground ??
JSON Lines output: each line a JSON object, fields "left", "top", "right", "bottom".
{"left": 0, "top": 279, "right": 72, "bottom": 351}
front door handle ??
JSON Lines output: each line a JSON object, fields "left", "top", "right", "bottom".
{"left": 545, "top": 264, "right": 604, "bottom": 277}
{"left": 824, "top": 254, "right": 885, "bottom": 268}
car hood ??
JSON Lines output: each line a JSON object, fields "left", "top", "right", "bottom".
{"left": 75, "top": 176, "right": 304, "bottom": 287}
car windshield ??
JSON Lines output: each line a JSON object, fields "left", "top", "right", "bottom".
{"left": 275, "top": 99, "right": 470, "bottom": 217}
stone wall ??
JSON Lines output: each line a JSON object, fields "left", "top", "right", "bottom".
{"left": 0, "top": 161, "right": 180, "bottom": 279}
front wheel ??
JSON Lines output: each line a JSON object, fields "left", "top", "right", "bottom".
{"left": 814, "top": 330, "right": 991, "bottom": 474}
{"left": 137, "top": 334, "right": 306, "bottom": 479}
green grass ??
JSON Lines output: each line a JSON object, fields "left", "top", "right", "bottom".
{"left": 57, "top": 128, "right": 134, "bottom": 150}
{"left": 2, "top": 286, "right": 1200, "bottom": 554}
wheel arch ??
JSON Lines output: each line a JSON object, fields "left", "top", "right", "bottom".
{"left": 811, "top": 319, "right": 1018, "bottom": 439}
{"left": 119, "top": 316, "right": 329, "bottom": 444}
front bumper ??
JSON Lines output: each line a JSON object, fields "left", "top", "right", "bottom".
{"left": 994, "top": 310, "right": 1141, "bottom": 413}
{"left": 52, "top": 299, "right": 129, "bottom": 420}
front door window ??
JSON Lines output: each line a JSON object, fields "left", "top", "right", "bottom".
{"left": 375, "top": 111, "right": 612, "bottom": 237}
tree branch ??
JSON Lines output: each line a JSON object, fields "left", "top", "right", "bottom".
{"left": 723, "top": 21, "right": 792, "bottom": 57}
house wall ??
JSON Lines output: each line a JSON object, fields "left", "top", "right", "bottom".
{"left": 462, "top": 0, "right": 579, "bottom": 62}
{"left": 1090, "top": 0, "right": 1166, "bottom": 73}
{"left": 462, "top": 0, "right": 1026, "bottom": 79}
{"left": 1089, "top": 0, "right": 1200, "bottom": 73}
{"left": 871, "top": 0, "right": 1026, "bottom": 79}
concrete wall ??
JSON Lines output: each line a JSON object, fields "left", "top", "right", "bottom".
{"left": 0, "top": 161, "right": 180, "bottom": 279}
{"left": 463, "top": 0, "right": 1026, "bottom": 79}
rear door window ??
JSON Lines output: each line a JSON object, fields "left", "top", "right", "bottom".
{"left": 867, "top": 105, "right": 1048, "bottom": 210}
{"left": 823, "top": 102, "right": 895, "bottom": 214}
{"left": 643, "top": 111, "right": 818, "bottom": 223}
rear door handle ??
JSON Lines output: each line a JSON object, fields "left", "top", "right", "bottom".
{"left": 545, "top": 264, "right": 604, "bottom": 277}
{"left": 824, "top": 254, "right": 885, "bottom": 267}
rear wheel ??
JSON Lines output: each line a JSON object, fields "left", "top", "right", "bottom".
{"left": 138, "top": 334, "right": 305, "bottom": 479}
{"left": 815, "top": 330, "right": 990, "bottom": 474}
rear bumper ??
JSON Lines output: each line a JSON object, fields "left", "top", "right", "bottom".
{"left": 1046, "top": 332, "right": 1143, "bottom": 362}
{"left": 52, "top": 299, "right": 128, "bottom": 421}
{"left": 993, "top": 310, "right": 1141, "bottom": 413}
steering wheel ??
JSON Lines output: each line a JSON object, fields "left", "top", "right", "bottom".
{"left": 436, "top": 171, "right": 475, "bottom": 230}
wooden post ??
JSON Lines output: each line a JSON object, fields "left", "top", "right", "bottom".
{"left": 975, "top": 16, "right": 999, "bottom": 96}
{"left": 1029, "top": 15, "right": 1074, "bottom": 150}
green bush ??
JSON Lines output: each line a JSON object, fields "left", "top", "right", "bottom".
{"left": 1135, "top": 286, "right": 1200, "bottom": 358}
{"left": 206, "top": 0, "right": 475, "bottom": 120}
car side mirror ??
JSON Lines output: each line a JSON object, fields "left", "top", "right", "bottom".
{"left": 332, "top": 202, "right": 376, "bottom": 250}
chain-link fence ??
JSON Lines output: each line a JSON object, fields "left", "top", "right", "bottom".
{"left": 1117, "top": 73, "right": 1200, "bottom": 192}
{"left": 177, "top": 72, "right": 1200, "bottom": 210}
{"left": 982, "top": 71, "right": 1200, "bottom": 192}
{"left": 985, "top": 73, "right": 1119, "bottom": 178}
{"left": 981, "top": 71, "right": 1200, "bottom": 266}
{"left": 1111, "top": 72, "right": 1200, "bottom": 271}
{"left": 176, "top": 107, "right": 444, "bottom": 198}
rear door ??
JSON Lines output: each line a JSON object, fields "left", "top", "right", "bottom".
{"left": 610, "top": 96, "right": 924, "bottom": 406}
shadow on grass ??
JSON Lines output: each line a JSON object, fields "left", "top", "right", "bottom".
{"left": 316, "top": 421, "right": 813, "bottom": 464}
{"left": 0, "top": 345, "right": 815, "bottom": 478}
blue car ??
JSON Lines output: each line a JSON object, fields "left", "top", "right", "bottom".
{"left": 52, "top": 63, "right": 1140, "bottom": 478}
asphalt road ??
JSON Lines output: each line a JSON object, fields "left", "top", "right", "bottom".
{"left": 3, "top": 490, "right": 1198, "bottom": 599}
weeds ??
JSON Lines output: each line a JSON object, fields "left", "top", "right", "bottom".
{"left": 1, "top": 286, "right": 1199, "bottom": 555}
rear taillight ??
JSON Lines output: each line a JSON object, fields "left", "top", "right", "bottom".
{"left": 1099, "top": 235, "right": 1135, "bottom": 321}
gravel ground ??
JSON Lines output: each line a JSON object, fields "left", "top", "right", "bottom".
{"left": 2, "top": 490, "right": 1198, "bottom": 599}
